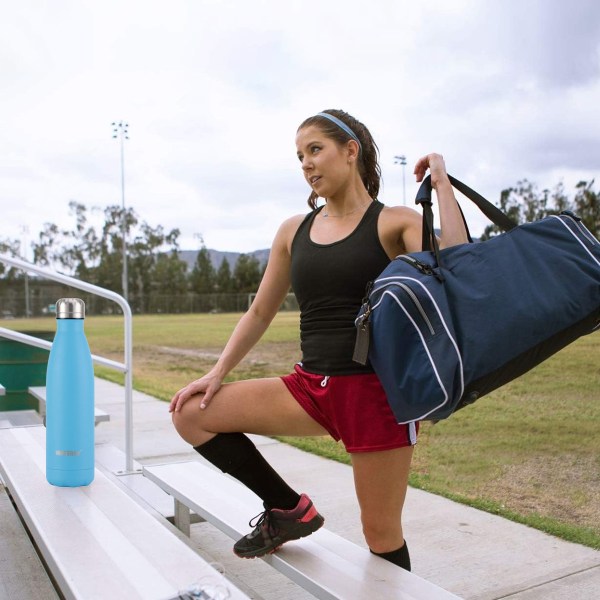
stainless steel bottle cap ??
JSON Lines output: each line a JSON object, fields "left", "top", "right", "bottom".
{"left": 56, "top": 298, "right": 85, "bottom": 319}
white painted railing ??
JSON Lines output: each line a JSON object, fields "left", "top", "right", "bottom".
{"left": 0, "top": 254, "right": 135, "bottom": 473}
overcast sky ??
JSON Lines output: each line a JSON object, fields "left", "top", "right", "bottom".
{"left": 2, "top": 0, "right": 599, "bottom": 257}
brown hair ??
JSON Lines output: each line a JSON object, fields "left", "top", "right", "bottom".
{"left": 297, "top": 109, "right": 382, "bottom": 209}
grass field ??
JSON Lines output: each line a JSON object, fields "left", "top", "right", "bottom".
{"left": 6, "top": 312, "right": 600, "bottom": 548}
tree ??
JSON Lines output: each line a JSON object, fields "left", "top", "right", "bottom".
{"left": 479, "top": 179, "right": 599, "bottom": 240}
{"left": 31, "top": 202, "right": 102, "bottom": 279}
{"left": 216, "top": 257, "right": 233, "bottom": 293}
{"left": 233, "top": 254, "right": 261, "bottom": 292}
{"left": 151, "top": 251, "right": 188, "bottom": 295}
{"left": 190, "top": 246, "right": 215, "bottom": 294}
{"left": 127, "top": 221, "right": 167, "bottom": 302}
{"left": 0, "top": 238, "right": 21, "bottom": 279}
{"left": 94, "top": 204, "right": 139, "bottom": 293}
{"left": 573, "top": 180, "right": 600, "bottom": 237}
{"left": 29, "top": 201, "right": 188, "bottom": 310}
{"left": 32, "top": 222, "right": 61, "bottom": 267}
{"left": 61, "top": 202, "right": 101, "bottom": 280}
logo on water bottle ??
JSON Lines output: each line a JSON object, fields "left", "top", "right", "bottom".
{"left": 55, "top": 450, "right": 82, "bottom": 456}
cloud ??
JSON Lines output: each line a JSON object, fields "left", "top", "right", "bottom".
{"left": 1, "top": 0, "right": 599, "bottom": 254}
{"left": 496, "top": 0, "right": 600, "bottom": 89}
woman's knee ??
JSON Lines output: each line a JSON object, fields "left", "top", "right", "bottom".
{"left": 171, "top": 397, "right": 210, "bottom": 446}
{"left": 360, "top": 513, "right": 404, "bottom": 553}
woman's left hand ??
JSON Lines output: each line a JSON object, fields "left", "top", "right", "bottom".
{"left": 414, "top": 153, "right": 449, "bottom": 189}
{"left": 415, "top": 153, "right": 469, "bottom": 247}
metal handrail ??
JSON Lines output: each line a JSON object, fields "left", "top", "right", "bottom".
{"left": 0, "top": 254, "right": 134, "bottom": 473}
{"left": 0, "top": 328, "right": 127, "bottom": 372}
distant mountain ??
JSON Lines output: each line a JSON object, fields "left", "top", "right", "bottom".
{"left": 179, "top": 248, "right": 270, "bottom": 272}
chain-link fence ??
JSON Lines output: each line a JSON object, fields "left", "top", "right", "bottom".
{"left": 0, "top": 283, "right": 298, "bottom": 317}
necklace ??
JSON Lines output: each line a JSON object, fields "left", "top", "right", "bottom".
{"left": 322, "top": 201, "right": 371, "bottom": 218}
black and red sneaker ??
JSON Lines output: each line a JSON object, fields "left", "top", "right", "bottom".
{"left": 233, "top": 494, "right": 324, "bottom": 558}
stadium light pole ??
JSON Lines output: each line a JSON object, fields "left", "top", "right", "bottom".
{"left": 21, "top": 225, "right": 31, "bottom": 317}
{"left": 394, "top": 155, "right": 407, "bottom": 205}
{"left": 112, "top": 121, "right": 129, "bottom": 301}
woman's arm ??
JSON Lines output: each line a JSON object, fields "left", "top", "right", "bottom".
{"left": 209, "top": 217, "right": 298, "bottom": 379}
{"left": 169, "top": 215, "right": 302, "bottom": 412}
{"left": 414, "top": 153, "right": 469, "bottom": 249}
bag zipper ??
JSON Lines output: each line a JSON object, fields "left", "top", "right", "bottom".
{"left": 397, "top": 255, "right": 444, "bottom": 281}
{"left": 372, "top": 281, "right": 436, "bottom": 336}
{"left": 398, "top": 255, "right": 435, "bottom": 274}
{"left": 398, "top": 283, "right": 436, "bottom": 335}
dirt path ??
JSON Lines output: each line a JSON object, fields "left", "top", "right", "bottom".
{"left": 150, "top": 342, "right": 301, "bottom": 377}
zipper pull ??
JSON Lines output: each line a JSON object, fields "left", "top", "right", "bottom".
{"left": 398, "top": 255, "right": 432, "bottom": 274}
{"left": 394, "top": 254, "right": 445, "bottom": 282}
{"left": 561, "top": 210, "right": 581, "bottom": 221}
{"left": 353, "top": 308, "right": 371, "bottom": 365}
{"left": 398, "top": 255, "right": 445, "bottom": 282}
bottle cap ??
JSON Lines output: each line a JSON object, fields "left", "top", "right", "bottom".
{"left": 56, "top": 298, "right": 85, "bottom": 319}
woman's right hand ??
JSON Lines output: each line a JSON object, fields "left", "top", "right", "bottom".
{"left": 169, "top": 370, "right": 223, "bottom": 413}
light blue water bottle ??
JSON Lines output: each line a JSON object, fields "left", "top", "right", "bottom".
{"left": 46, "top": 298, "right": 95, "bottom": 487}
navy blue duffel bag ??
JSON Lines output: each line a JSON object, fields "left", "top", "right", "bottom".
{"left": 354, "top": 175, "right": 600, "bottom": 422}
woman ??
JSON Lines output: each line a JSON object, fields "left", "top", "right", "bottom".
{"left": 170, "top": 109, "right": 468, "bottom": 571}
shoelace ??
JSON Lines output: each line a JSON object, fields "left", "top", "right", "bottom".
{"left": 248, "top": 508, "right": 277, "bottom": 537}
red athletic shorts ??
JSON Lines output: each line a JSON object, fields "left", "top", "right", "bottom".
{"left": 281, "top": 364, "right": 418, "bottom": 453}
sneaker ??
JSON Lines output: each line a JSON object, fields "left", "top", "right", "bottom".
{"left": 233, "top": 493, "right": 324, "bottom": 558}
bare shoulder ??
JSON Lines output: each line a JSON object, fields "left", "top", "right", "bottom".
{"left": 280, "top": 213, "right": 307, "bottom": 233}
{"left": 379, "top": 204, "right": 423, "bottom": 255}
{"left": 272, "top": 212, "right": 310, "bottom": 255}
{"left": 381, "top": 203, "right": 419, "bottom": 217}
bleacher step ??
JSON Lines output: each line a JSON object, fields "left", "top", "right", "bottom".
{"left": 144, "top": 460, "right": 462, "bottom": 600}
{"left": 0, "top": 483, "right": 60, "bottom": 599}
{"left": 0, "top": 426, "right": 250, "bottom": 600}
{"left": 28, "top": 386, "right": 110, "bottom": 426}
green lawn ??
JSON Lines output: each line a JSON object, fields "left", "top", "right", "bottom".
{"left": 6, "top": 312, "right": 600, "bottom": 548}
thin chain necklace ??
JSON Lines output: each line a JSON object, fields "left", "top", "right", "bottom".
{"left": 322, "top": 200, "right": 371, "bottom": 218}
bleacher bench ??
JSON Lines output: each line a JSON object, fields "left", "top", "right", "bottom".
{"left": 0, "top": 409, "right": 42, "bottom": 429}
{"left": 0, "top": 426, "right": 250, "bottom": 600}
{"left": 29, "top": 385, "right": 110, "bottom": 426}
{"left": 1, "top": 482, "right": 60, "bottom": 598}
{"left": 144, "top": 460, "right": 461, "bottom": 600}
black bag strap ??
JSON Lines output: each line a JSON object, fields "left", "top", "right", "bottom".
{"left": 416, "top": 174, "right": 517, "bottom": 260}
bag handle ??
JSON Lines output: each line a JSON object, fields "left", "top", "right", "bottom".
{"left": 415, "top": 174, "right": 517, "bottom": 260}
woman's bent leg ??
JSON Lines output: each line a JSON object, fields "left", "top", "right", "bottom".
{"left": 194, "top": 432, "right": 301, "bottom": 509}
{"left": 171, "top": 378, "right": 327, "bottom": 507}
{"left": 171, "top": 377, "right": 328, "bottom": 558}
{"left": 351, "top": 446, "right": 414, "bottom": 570}
{"left": 172, "top": 377, "right": 328, "bottom": 444}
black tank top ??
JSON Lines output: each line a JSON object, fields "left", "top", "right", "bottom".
{"left": 290, "top": 200, "right": 390, "bottom": 375}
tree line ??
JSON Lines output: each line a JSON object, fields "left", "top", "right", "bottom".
{"left": 479, "top": 179, "right": 599, "bottom": 239}
{"left": 1, "top": 177, "right": 598, "bottom": 302}
{"left": 0, "top": 202, "right": 265, "bottom": 311}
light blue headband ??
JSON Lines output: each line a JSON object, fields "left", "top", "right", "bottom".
{"left": 316, "top": 112, "right": 362, "bottom": 154}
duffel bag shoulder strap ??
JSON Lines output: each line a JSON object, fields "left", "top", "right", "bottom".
{"left": 416, "top": 174, "right": 518, "bottom": 257}
{"left": 447, "top": 175, "right": 518, "bottom": 232}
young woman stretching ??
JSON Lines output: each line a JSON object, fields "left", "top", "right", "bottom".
{"left": 170, "top": 109, "right": 468, "bottom": 571}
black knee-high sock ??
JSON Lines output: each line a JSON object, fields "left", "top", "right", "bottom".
{"left": 371, "top": 541, "right": 411, "bottom": 571}
{"left": 194, "top": 433, "right": 301, "bottom": 510}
